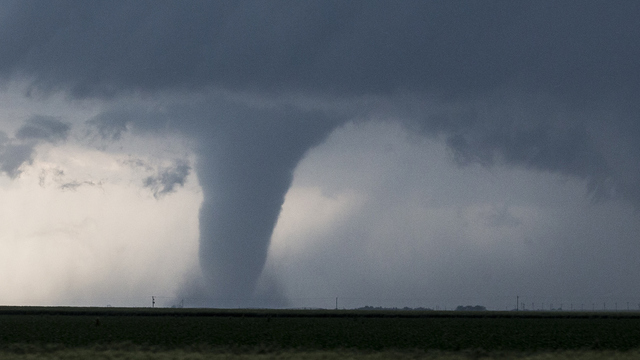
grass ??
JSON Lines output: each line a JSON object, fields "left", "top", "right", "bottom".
{"left": 1, "top": 307, "right": 640, "bottom": 358}
{"left": 2, "top": 346, "right": 640, "bottom": 360}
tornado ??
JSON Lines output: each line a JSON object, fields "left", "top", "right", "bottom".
{"left": 192, "top": 106, "right": 339, "bottom": 306}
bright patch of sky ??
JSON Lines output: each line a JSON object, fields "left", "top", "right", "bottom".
{"left": 267, "top": 121, "right": 640, "bottom": 310}
{"left": 0, "top": 107, "right": 202, "bottom": 306}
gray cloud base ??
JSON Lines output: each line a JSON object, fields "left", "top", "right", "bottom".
{"left": 16, "top": 115, "right": 70, "bottom": 143}
{"left": 143, "top": 160, "right": 191, "bottom": 199}
{"left": 0, "top": 1, "right": 637, "bottom": 101}
{"left": 0, "top": 116, "right": 70, "bottom": 177}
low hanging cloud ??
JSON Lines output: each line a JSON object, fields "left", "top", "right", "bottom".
{"left": 87, "top": 109, "right": 137, "bottom": 141}
{"left": 0, "top": 132, "right": 34, "bottom": 178}
{"left": 15, "top": 115, "right": 70, "bottom": 143}
{"left": 434, "top": 97, "right": 617, "bottom": 202}
{"left": 143, "top": 159, "right": 191, "bottom": 198}
{"left": 0, "top": 116, "right": 71, "bottom": 178}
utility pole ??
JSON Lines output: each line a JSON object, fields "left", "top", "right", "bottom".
{"left": 152, "top": 296, "right": 155, "bottom": 308}
{"left": 335, "top": 297, "right": 338, "bottom": 310}
{"left": 516, "top": 295, "right": 519, "bottom": 311}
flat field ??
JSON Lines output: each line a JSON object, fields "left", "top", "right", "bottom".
{"left": 1, "top": 307, "right": 640, "bottom": 359}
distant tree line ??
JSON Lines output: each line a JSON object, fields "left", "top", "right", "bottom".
{"left": 356, "top": 306, "right": 433, "bottom": 311}
{"left": 354, "top": 305, "right": 487, "bottom": 311}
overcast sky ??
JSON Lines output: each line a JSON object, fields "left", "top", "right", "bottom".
{"left": 0, "top": 0, "right": 639, "bottom": 310}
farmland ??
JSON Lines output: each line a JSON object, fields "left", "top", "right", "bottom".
{"left": 1, "top": 307, "right": 640, "bottom": 359}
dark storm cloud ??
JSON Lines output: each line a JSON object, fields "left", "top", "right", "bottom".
{"left": 2, "top": 0, "right": 640, "bottom": 305}
{"left": 16, "top": 115, "right": 70, "bottom": 143}
{"left": 87, "top": 111, "right": 131, "bottom": 141}
{"left": 143, "top": 159, "right": 190, "bottom": 198}
{"left": 0, "top": 132, "right": 34, "bottom": 177}
{"left": 441, "top": 103, "right": 612, "bottom": 197}
{"left": 433, "top": 96, "right": 640, "bottom": 205}
{"left": 0, "top": 116, "right": 70, "bottom": 177}
{"left": 0, "top": 1, "right": 638, "bottom": 100}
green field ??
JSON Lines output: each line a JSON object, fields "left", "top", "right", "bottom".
{"left": 1, "top": 307, "right": 640, "bottom": 359}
